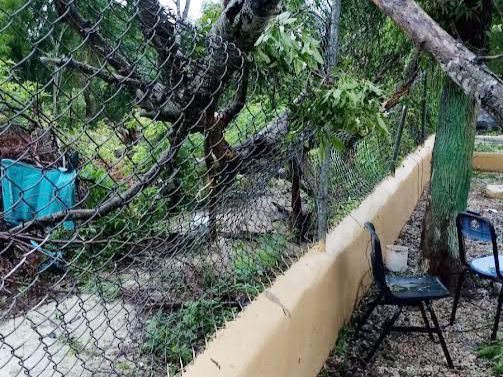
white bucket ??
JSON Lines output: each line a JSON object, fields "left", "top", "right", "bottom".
{"left": 385, "top": 245, "right": 409, "bottom": 273}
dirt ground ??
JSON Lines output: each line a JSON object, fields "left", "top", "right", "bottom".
{"left": 320, "top": 171, "right": 503, "bottom": 377}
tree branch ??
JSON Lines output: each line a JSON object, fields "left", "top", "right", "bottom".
{"left": 40, "top": 57, "right": 145, "bottom": 89}
{"left": 382, "top": 48, "right": 421, "bottom": 112}
{"left": 182, "top": 0, "right": 191, "bottom": 20}
{"left": 40, "top": 57, "right": 181, "bottom": 122}
{"left": 476, "top": 53, "right": 503, "bottom": 62}
{"left": 216, "top": 65, "right": 250, "bottom": 127}
{"left": 175, "top": 0, "right": 181, "bottom": 18}
{"left": 27, "top": 0, "right": 283, "bottom": 230}
{"left": 54, "top": 0, "right": 138, "bottom": 78}
{"left": 137, "top": 0, "right": 176, "bottom": 54}
{"left": 189, "top": 0, "right": 281, "bottom": 101}
{"left": 371, "top": 0, "right": 503, "bottom": 124}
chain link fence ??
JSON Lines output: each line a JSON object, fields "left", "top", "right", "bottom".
{"left": 0, "top": 0, "right": 441, "bottom": 375}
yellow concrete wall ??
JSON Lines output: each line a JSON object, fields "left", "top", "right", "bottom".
{"left": 473, "top": 152, "right": 503, "bottom": 173}
{"left": 183, "top": 136, "right": 435, "bottom": 377}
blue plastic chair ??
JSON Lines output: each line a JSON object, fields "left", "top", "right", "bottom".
{"left": 450, "top": 211, "right": 501, "bottom": 340}
{"left": 358, "top": 223, "right": 453, "bottom": 367}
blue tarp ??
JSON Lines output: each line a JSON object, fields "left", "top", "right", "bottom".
{"left": 0, "top": 159, "right": 77, "bottom": 229}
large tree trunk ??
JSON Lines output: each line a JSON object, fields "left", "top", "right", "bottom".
{"left": 420, "top": 0, "right": 491, "bottom": 285}
{"left": 421, "top": 79, "right": 477, "bottom": 284}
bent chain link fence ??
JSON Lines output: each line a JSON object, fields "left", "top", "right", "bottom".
{"left": 0, "top": 0, "right": 440, "bottom": 375}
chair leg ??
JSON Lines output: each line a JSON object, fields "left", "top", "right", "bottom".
{"left": 419, "top": 302, "right": 435, "bottom": 342}
{"left": 450, "top": 269, "right": 467, "bottom": 326}
{"left": 491, "top": 284, "right": 503, "bottom": 341}
{"left": 365, "top": 306, "right": 402, "bottom": 363}
{"left": 426, "top": 301, "right": 454, "bottom": 368}
{"left": 354, "top": 292, "right": 383, "bottom": 337}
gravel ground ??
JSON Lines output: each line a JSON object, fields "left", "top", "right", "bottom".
{"left": 319, "top": 171, "right": 503, "bottom": 377}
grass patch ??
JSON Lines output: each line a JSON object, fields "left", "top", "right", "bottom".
{"left": 143, "top": 299, "right": 238, "bottom": 372}
{"left": 478, "top": 340, "right": 503, "bottom": 375}
{"left": 232, "top": 234, "right": 288, "bottom": 282}
{"left": 141, "top": 233, "right": 290, "bottom": 374}
{"left": 475, "top": 143, "right": 503, "bottom": 153}
{"left": 335, "top": 325, "right": 350, "bottom": 358}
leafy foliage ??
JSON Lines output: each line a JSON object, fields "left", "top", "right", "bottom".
{"left": 291, "top": 72, "right": 388, "bottom": 156}
{"left": 479, "top": 341, "right": 503, "bottom": 375}
{"left": 232, "top": 234, "right": 287, "bottom": 282}
{"left": 254, "top": 11, "right": 324, "bottom": 75}
{"left": 0, "top": 60, "right": 42, "bottom": 126}
{"left": 144, "top": 300, "right": 237, "bottom": 369}
{"left": 198, "top": 1, "right": 222, "bottom": 34}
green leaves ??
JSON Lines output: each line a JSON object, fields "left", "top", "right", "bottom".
{"left": 0, "top": 60, "right": 42, "bottom": 126}
{"left": 144, "top": 300, "right": 237, "bottom": 368}
{"left": 290, "top": 72, "right": 388, "bottom": 151}
{"left": 478, "top": 340, "right": 503, "bottom": 375}
{"left": 198, "top": 1, "right": 222, "bottom": 34}
{"left": 254, "top": 11, "right": 324, "bottom": 75}
{"left": 232, "top": 234, "right": 287, "bottom": 282}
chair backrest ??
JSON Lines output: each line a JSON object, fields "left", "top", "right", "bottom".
{"left": 456, "top": 212, "right": 499, "bottom": 276}
{"left": 365, "top": 222, "right": 388, "bottom": 292}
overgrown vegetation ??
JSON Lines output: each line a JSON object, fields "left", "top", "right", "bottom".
{"left": 142, "top": 233, "right": 289, "bottom": 371}
{"left": 2, "top": 0, "right": 501, "bottom": 375}
{"left": 479, "top": 341, "right": 503, "bottom": 375}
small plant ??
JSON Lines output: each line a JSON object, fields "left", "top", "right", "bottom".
{"left": 143, "top": 300, "right": 237, "bottom": 371}
{"left": 479, "top": 341, "right": 503, "bottom": 374}
{"left": 232, "top": 234, "right": 287, "bottom": 282}
{"left": 57, "top": 333, "right": 87, "bottom": 357}
{"left": 335, "top": 326, "right": 350, "bottom": 358}
{"left": 316, "top": 326, "right": 350, "bottom": 377}
{"left": 475, "top": 143, "right": 503, "bottom": 153}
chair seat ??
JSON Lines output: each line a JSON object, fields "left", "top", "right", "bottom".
{"left": 386, "top": 275, "right": 449, "bottom": 300}
{"left": 469, "top": 255, "right": 503, "bottom": 277}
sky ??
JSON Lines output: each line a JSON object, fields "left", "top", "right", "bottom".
{"left": 159, "top": 0, "right": 210, "bottom": 21}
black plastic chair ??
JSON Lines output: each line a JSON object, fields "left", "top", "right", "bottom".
{"left": 450, "top": 211, "right": 501, "bottom": 340}
{"left": 357, "top": 223, "right": 453, "bottom": 367}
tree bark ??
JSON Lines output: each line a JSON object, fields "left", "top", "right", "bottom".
{"left": 418, "top": 0, "right": 492, "bottom": 286}
{"left": 421, "top": 79, "right": 477, "bottom": 284}
{"left": 382, "top": 48, "right": 421, "bottom": 112}
{"left": 370, "top": 0, "right": 503, "bottom": 125}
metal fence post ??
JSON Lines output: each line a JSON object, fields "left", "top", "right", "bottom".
{"left": 391, "top": 104, "right": 409, "bottom": 175}
{"left": 317, "top": 0, "right": 342, "bottom": 251}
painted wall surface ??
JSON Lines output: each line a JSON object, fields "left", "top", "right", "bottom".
{"left": 473, "top": 152, "right": 503, "bottom": 173}
{"left": 182, "top": 136, "right": 435, "bottom": 377}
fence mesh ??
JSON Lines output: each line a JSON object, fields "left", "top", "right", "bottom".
{"left": 0, "top": 0, "right": 441, "bottom": 375}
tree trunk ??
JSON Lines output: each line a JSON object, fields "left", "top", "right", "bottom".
{"left": 421, "top": 79, "right": 477, "bottom": 285}
{"left": 420, "top": 0, "right": 491, "bottom": 286}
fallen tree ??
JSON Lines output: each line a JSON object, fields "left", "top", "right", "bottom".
{"left": 371, "top": 0, "right": 503, "bottom": 124}
{"left": 25, "top": 0, "right": 283, "bottom": 231}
